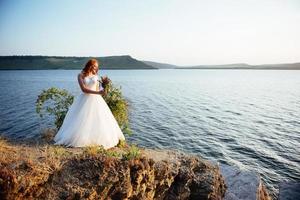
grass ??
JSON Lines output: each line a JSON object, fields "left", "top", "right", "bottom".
{"left": 0, "top": 134, "right": 141, "bottom": 165}
{"left": 82, "top": 145, "right": 106, "bottom": 157}
{"left": 45, "top": 145, "right": 71, "bottom": 158}
{"left": 104, "top": 149, "right": 122, "bottom": 158}
{"left": 80, "top": 140, "right": 141, "bottom": 160}
{"left": 82, "top": 140, "right": 141, "bottom": 160}
{"left": 117, "top": 139, "right": 127, "bottom": 148}
{"left": 123, "top": 144, "right": 141, "bottom": 160}
{"left": 0, "top": 133, "right": 142, "bottom": 190}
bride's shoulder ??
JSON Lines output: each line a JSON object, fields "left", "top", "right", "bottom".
{"left": 77, "top": 73, "right": 85, "bottom": 80}
{"left": 78, "top": 72, "right": 84, "bottom": 77}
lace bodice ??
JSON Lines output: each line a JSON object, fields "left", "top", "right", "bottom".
{"left": 83, "top": 75, "right": 98, "bottom": 91}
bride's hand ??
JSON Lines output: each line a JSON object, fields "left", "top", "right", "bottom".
{"left": 99, "top": 90, "right": 105, "bottom": 95}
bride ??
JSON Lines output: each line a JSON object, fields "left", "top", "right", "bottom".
{"left": 54, "top": 58, "right": 125, "bottom": 149}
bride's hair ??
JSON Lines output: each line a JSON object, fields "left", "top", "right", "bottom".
{"left": 81, "top": 58, "right": 99, "bottom": 76}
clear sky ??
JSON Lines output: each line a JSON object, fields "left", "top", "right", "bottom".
{"left": 0, "top": 0, "right": 299, "bottom": 65}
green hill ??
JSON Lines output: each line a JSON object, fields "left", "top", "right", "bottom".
{"left": 0, "top": 55, "right": 157, "bottom": 70}
{"left": 142, "top": 60, "right": 178, "bottom": 69}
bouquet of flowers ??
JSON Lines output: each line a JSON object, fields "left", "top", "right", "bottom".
{"left": 98, "top": 75, "right": 111, "bottom": 89}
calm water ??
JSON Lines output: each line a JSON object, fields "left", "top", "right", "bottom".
{"left": 0, "top": 69, "right": 299, "bottom": 197}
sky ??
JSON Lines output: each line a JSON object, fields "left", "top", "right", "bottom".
{"left": 0, "top": 0, "right": 299, "bottom": 66}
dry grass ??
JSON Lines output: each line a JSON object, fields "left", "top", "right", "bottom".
{"left": 0, "top": 135, "right": 228, "bottom": 200}
{"left": 0, "top": 133, "right": 142, "bottom": 172}
{"left": 82, "top": 145, "right": 105, "bottom": 157}
{"left": 0, "top": 134, "right": 146, "bottom": 199}
{"left": 40, "top": 128, "right": 57, "bottom": 143}
{"left": 0, "top": 136, "right": 8, "bottom": 148}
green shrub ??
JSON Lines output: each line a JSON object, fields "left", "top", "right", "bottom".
{"left": 101, "top": 79, "right": 132, "bottom": 135}
{"left": 36, "top": 87, "right": 74, "bottom": 129}
{"left": 35, "top": 76, "right": 132, "bottom": 135}
{"left": 123, "top": 144, "right": 140, "bottom": 160}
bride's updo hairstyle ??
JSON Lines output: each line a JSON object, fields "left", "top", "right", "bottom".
{"left": 81, "top": 58, "right": 99, "bottom": 77}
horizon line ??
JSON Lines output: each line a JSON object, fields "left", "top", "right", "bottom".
{"left": 0, "top": 54, "right": 299, "bottom": 67}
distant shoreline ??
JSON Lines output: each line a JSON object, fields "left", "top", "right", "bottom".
{"left": 1, "top": 55, "right": 300, "bottom": 70}
{"left": 0, "top": 68, "right": 299, "bottom": 70}
{"left": 142, "top": 60, "right": 300, "bottom": 70}
{"left": 0, "top": 68, "right": 158, "bottom": 70}
{"left": 175, "top": 67, "right": 300, "bottom": 70}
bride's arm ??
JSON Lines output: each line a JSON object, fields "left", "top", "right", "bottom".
{"left": 77, "top": 74, "right": 102, "bottom": 95}
{"left": 96, "top": 81, "right": 106, "bottom": 96}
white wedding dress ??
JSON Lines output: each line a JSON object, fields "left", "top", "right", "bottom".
{"left": 54, "top": 74, "right": 125, "bottom": 149}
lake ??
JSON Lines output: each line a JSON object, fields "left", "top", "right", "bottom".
{"left": 0, "top": 69, "right": 299, "bottom": 197}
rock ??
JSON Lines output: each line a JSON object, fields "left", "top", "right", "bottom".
{"left": 0, "top": 142, "right": 227, "bottom": 200}
{"left": 279, "top": 181, "right": 300, "bottom": 200}
{"left": 144, "top": 149, "right": 227, "bottom": 200}
{"left": 219, "top": 164, "right": 271, "bottom": 200}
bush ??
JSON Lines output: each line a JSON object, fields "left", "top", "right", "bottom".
{"left": 36, "top": 76, "right": 132, "bottom": 135}
{"left": 36, "top": 87, "right": 74, "bottom": 129}
{"left": 101, "top": 76, "right": 132, "bottom": 135}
